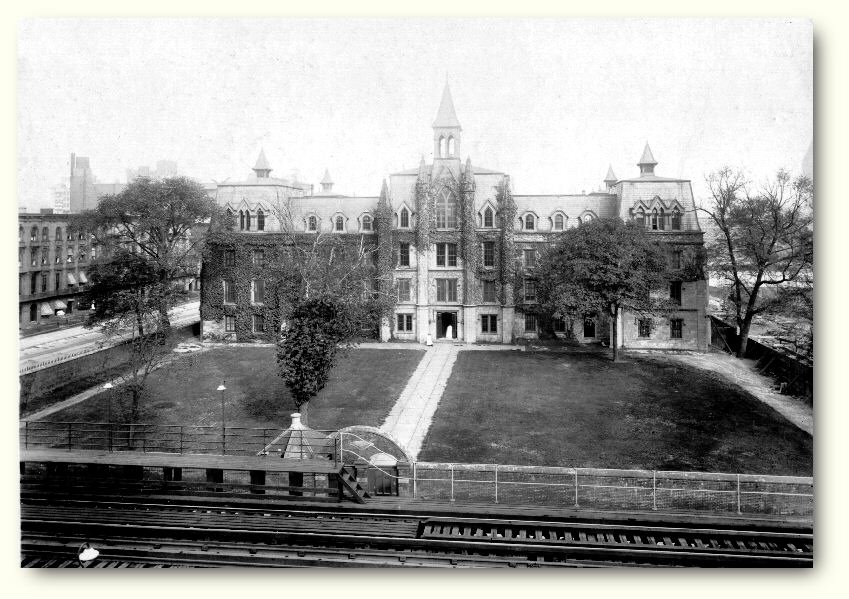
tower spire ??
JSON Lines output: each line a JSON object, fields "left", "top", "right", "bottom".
{"left": 320, "top": 168, "right": 333, "bottom": 194}
{"left": 637, "top": 143, "right": 658, "bottom": 177}
{"left": 253, "top": 149, "right": 272, "bottom": 178}
{"left": 432, "top": 83, "right": 462, "bottom": 160}
{"left": 604, "top": 164, "right": 617, "bottom": 189}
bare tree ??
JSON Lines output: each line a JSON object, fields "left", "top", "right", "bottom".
{"left": 701, "top": 167, "right": 813, "bottom": 358}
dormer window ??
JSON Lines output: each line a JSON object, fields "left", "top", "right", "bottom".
{"left": 308, "top": 215, "right": 317, "bottom": 232}
{"left": 484, "top": 206, "right": 494, "bottom": 228}
{"left": 400, "top": 207, "right": 409, "bottom": 228}
{"left": 524, "top": 214, "right": 535, "bottom": 231}
{"left": 362, "top": 215, "right": 373, "bottom": 231}
{"left": 671, "top": 208, "right": 681, "bottom": 230}
{"left": 651, "top": 209, "right": 659, "bottom": 230}
{"left": 335, "top": 215, "right": 344, "bottom": 232}
{"left": 239, "top": 210, "right": 245, "bottom": 230}
{"left": 257, "top": 209, "right": 265, "bottom": 231}
{"left": 658, "top": 208, "right": 666, "bottom": 231}
{"left": 554, "top": 214, "right": 564, "bottom": 231}
{"left": 245, "top": 210, "right": 252, "bottom": 231}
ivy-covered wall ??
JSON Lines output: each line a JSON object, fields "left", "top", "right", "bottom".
{"left": 200, "top": 232, "right": 390, "bottom": 343}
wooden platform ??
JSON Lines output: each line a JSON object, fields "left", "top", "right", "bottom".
{"left": 20, "top": 449, "right": 340, "bottom": 474}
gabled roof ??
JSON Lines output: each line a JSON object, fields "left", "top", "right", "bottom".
{"left": 638, "top": 143, "right": 657, "bottom": 166}
{"left": 432, "top": 82, "right": 461, "bottom": 129}
{"left": 254, "top": 149, "right": 271, "bottom": 171}
{"left": 604, "top": 164, "right": 617, "bottom": 182}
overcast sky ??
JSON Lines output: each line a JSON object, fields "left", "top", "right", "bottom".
{"left": 17, "top": 18, "right": 812, "bottom": 210}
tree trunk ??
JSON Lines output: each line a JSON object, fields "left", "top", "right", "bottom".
{"left": 737, "top": 315, "right": 754, "bottom": 358}
{"left": 611, "top": 306, "right": 621, "bottom": 362}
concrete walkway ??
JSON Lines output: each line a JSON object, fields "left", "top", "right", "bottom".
{"left": 380, "top": 344, "right": 461, "bottom": 459}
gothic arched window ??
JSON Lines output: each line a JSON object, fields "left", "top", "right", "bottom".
{"left": 257, "top": 209, "right": 265, "bottom": 231}
{"left": 335, "top": 215, "right": 344, "bottom": 231}
{"left": 239, "top": 210, "right": 245, "bottom": 230}
{"left": 658, "top": 208, "right": 665, "bottom": 231}
{"left": 435, "top": 188, "right": 458, "bottom": 229}
{"left": 554, "top": 214, "right": 564, "bottom": 230}
{"left": 671, "top": 208, "right": 681, "bottom": 230}
{"left": 484, "top": 207, "right": 494, "bottom": 228}
{"left": 308, "top": 215, "right": 317, "bottom": 232}
{"left": 651, "top": 208, "right": 659, "bottom": 230}
{"left": 524, "top": 214, "right": 535, "bottom": 230}
{"left": 439, "top": 136, "right": 447, "bottom": 158}
{"left": 245, "top": 210, "right": 252, "bottom": 230}
{"left": 400, "top": 207, "right": 409, "bottom": 228}
{"left": 447, "top": 136, "right": 455, "bottom": 156}
{"left": 636, "top": 208, "right": 645, "bottom": 228}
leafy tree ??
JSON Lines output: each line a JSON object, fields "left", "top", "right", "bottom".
{"left": 701, "top": 167, "right": 813, "bottom": 358}
{"left": 77, "top": 176, "right": 220, "bottom": 330}
{"left": 78, "top": 177, "right": 220, "bottom": 429}
{"left": 536, "top": 218, "right": 673, "bottom": 362}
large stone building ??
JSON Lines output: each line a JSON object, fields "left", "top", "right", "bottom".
{"left": 201, "top": 84, "right": 709, "bottom": 350}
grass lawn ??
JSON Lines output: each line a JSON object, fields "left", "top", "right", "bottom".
{"left": 418, "top": 351, "right": 812, "bottom": 476}
{"left": 45, "top": 347, "right": 425, "bottom": 432}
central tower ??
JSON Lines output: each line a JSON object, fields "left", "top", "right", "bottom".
{"left": 432, "top": 82, "right": 462, "bottom": 161}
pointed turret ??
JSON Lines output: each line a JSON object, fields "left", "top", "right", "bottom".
{"left": 637, "top": 143, "right": 657, "bottom": 176}
{"left": 378, "top": 179, "right": 390, "bottom": 207}
{"left": 463, "top": 156, "right": 476, "bottom": 191}
{"left": 604, "top": 164, "right": 617, "bottom": 189}
{"left": 253, "top": 149, "right": 272, "bottom": 178}
{"left": 418, "top": 155, "right": 428, "bottom": 176}
{"left": 433, "top": 82, "right": 462, "bottom": 160}
{"left": 320, "top": 169, "right": 333, "bottom": 194}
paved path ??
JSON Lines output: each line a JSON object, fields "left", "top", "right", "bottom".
{"left": 19, "top": 301, "right": 200, "bottom": 375}
{"left": 379, "top": 344, "right": 461, "bottom": 459}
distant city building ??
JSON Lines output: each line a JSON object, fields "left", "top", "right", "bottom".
{"left": 127, "top": 159, "right": 178, "bottom": 181}
{"left": 69, "top": 153, "right": 126, "bottom": 213}
{"left": 52, "top": 182, "right": 70, "bottom": 214}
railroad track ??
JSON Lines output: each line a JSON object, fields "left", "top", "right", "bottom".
{"left": 20, "top": 496, "right": 812, "bottom": 568}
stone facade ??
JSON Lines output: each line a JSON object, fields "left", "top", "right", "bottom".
{"left": 201, "top": 84, "right": 709, "bottom": 352}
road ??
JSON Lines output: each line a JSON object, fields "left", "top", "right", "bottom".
{"left": 19, "top": 301, "right": 200, "bottom": 375}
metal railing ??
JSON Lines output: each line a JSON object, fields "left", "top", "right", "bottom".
{"left": 20, "top": 422, "right": 813, "bottom": 519}
{"left": 20, "top": 421, "right": 338, "bottom": 460}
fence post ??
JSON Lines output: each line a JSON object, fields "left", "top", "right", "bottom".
{"left": 67, "top": 422, "right": 73, "bottom": 451}
{"left": 494, "top": 464, "right": 499, "bottom": 504}
{"left": 179, "top": 426, "right": 184, "bottom": 454}
{"left": 574, "top": 468, "right": 579, "bottom": 507}
{"left": 413, "top": 461, "right": 417, "bottom": 499}
{"left": 737, "top": 474, "right": 742, "bottom": 514}
{"left": 450, "top": 464, "right": 455, "bottom": 502}
{"left": 652, "top": 471, "right": 657, "bottom": 511}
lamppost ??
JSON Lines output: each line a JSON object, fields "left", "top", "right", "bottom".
{"left": 217, "top": 381, "right": 226, "bottom": 455}
{"left": 103, "top": 382, "right": 113, "bottom": 451}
